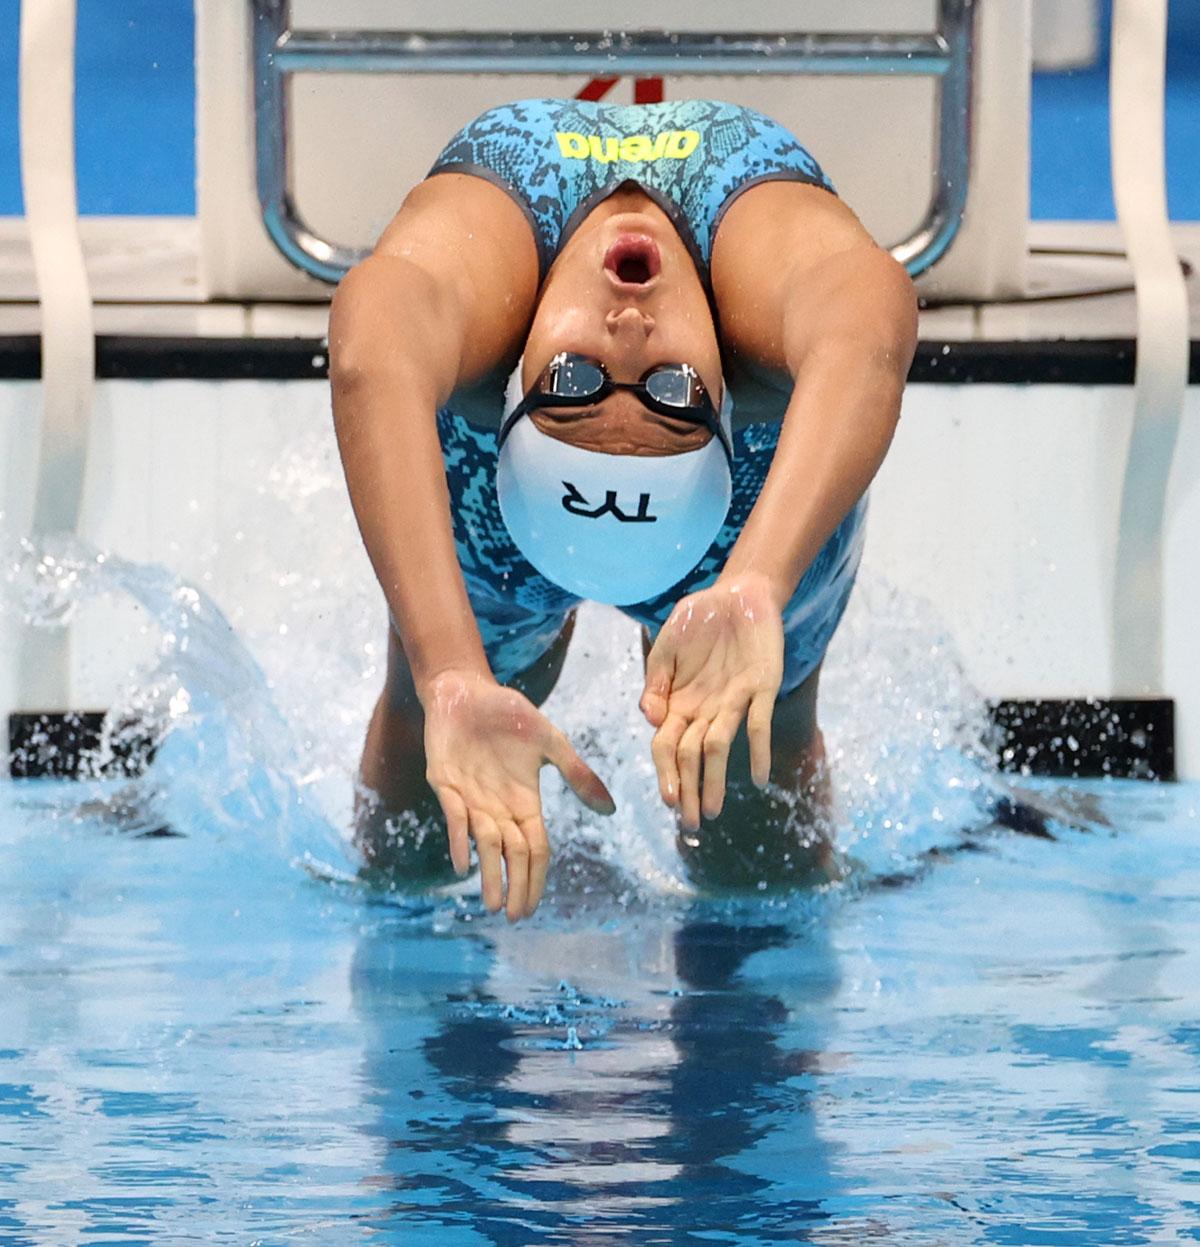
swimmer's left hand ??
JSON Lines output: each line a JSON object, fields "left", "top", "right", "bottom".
{"left": 639, "top": 574, "right": 784, "bottom": 830}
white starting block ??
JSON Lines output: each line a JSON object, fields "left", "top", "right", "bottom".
{"left": 196, "top": 0, "right": 1029, "bottom": 301}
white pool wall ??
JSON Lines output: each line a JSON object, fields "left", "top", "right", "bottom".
{"left": 3, "top": 378, "right": 1200, "bottom": 775}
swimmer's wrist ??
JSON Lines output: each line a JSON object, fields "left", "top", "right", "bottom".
{"left": 714, "top": 563, "right": 793, "bottom": 614}
{"left": 412, "top": 656, "right": 495, "bottom": 706}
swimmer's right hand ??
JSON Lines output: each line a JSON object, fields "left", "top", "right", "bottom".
{"left": 420, "top": 669, "right": 616, "bottom": 922}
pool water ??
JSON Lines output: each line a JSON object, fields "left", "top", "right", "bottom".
{"left": 2, "top": 471, "right": 1200, "bottom": 1243}
{"left": 2, "top": 767, "right": 1199, "bottom": 1243}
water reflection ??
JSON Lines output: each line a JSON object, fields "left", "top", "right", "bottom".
{"left": 351, "top": 906, "right": 841, "bottom": 1242}
{"left": 3, "top": 777, "right": 1200, "bottom": 1242}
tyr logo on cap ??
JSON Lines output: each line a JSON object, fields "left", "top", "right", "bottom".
{"left": 561, "top": 481, "right": 658, "bottom": 523}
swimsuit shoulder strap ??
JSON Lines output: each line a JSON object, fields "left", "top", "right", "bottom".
{"left": 427, "top": 98, "right": 837, "bottom": 285}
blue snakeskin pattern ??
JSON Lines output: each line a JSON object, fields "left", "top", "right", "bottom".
{"left": 438, "top": 409, "right": 865, "bottom": 694}
{"left": 425, "top": 98, "right": 858, "bottom": 694}
{"left": 429, "top": 97, "right": 834, "bottom": 280}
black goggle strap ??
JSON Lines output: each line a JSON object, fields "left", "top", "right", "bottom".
{"left": 499, "top": 354, "right": 605, "bottom": 445}
{"left": 500, "top": 356, "right": 732, "bottom": 461}
{"left": 497, "top": 396, "right": 535, "bottom": 447}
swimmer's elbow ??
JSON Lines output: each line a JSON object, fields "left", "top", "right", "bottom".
{"left": 329, "top": 261, "right": 398, "bottom": 389}
{"left": 329, "top": 256, "right": 458, "bottom": 396}
{"left": 872, "top": 249, "right": 919, "bottom": 366}
{"left": 784, "top": 245, "right": 917, "bottom": 378}
{"left": 831, "top": 248, "right": 917, "bottom": 372}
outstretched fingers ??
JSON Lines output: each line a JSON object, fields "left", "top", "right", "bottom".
{"left": 470, "top": 809, "right": 504, "bottom": 913}
{"left": 650, "top": 712, "right": 687, "bottom": 809}
{"left": 747, "top": 690, "right": 776, "bottom": 788}
{"left": 701, "top": 709, "right": 743, "bottom": 821}
{"left": 454, "top": 803, "right": 550, "bottom": 921}
{"left": 520, "top": 814, "right": 551, "bottom": 917}
{"left": 639, "top": 634, "right": 676, "bottom": 728}
{"left": 435, "top": 785, "right": 471, "bottom": 875}
{"left": 676, "top": 717, "right": 709, "bottom": 831}
{"left": 655, "top": 694, "right": 766, "bottom": 826}
{"left": 546, "top": 729, "right": 615, "bottom": 815}
{"left": 499, "top": 819, "right": 529, "bottom": 922}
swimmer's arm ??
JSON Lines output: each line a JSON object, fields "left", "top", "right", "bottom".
{"left": 331, "top": 258, "right": 485, "bottom": 686}
{"left": 329, "top": 178, "right": 537, "bottom": 692}
{"left": 719, "top": 240, "right": 917, "bottom": 605}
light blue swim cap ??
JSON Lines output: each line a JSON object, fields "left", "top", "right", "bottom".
{"left": 496, "top": 361, "right": 734, "bottom": 606}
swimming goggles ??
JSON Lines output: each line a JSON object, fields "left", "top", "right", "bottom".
{"left": 500, "top": 351, "right": 729, "bottom": 456}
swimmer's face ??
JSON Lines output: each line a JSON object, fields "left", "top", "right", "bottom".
{"left": 522, "top": 205, "right": 723, "bottom": 458}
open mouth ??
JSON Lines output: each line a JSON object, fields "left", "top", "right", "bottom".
{"left": 603, "top": 234, "right": 662, "bottom": 287}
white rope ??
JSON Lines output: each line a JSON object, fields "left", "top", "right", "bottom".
{"left": 1109, "top": 0, "right": 1189, "bottom": 696}
{"left": 17, "top": 0, "right": 95, "bottom": 710}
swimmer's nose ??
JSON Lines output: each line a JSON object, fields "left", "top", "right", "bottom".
{"left": 605, "top": 306, "right": 655, "bottom": 340}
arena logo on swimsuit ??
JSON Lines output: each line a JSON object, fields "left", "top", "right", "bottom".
{"left": 554, "top": 130, "right": 702, "bottom": 164}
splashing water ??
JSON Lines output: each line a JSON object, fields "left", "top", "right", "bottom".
{"left": 11, "top": 431, "right": 1188, "bottom": 1245}
{"left": 821, "top": 574, "right": 999, "bottom": 876}
{"left": 1, "top": 532, "right": 349, "bottom": 878}
{"left": 2, "top": 423, "right": 1016, "bottom": 918}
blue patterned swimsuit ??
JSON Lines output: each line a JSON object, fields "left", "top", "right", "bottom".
{"left": 426, "top": 98, "right": 866, "bottom": 693}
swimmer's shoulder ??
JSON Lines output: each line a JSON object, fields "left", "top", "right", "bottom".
{"left": 367, "top": 174, "right": 536, "bottom": 412}
{"left": 713, "top": 180, "right": 896, "bottom": 385}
